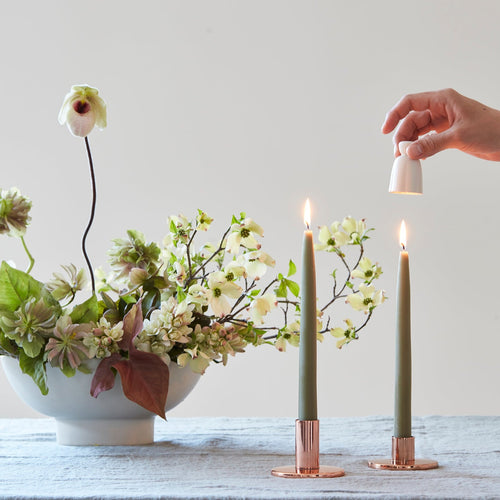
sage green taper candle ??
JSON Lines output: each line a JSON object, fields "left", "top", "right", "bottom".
{"left": 394, "top": 220, "right": 411, "bottom": 438}
{"left": 298, "top": 199, "right": 318, "bottom": 421}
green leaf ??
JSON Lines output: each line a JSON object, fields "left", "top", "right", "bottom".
{"left": 19, "top": 350, "right": 48, "bottom": 395}
{"left": 287, "top": 260, "right": 297, "bottom": 277}
{"left": 77, "top": 363, "right": 93, "bottom": 375}
{"left": 276, "top": 280, "right": 287, "bottom": 298}
{"left": 252, "top": 328, "right": 266, "bottom": 338}
{"left": 101, "top": 292, "right": 117, "bottom": 311}
{"left": 127, "top": 229, "right": 145, "bottom": 244}
{"left": 285, "top": 279, "right": 300, "bottom": 298}
{"left": 120, "top": 294, "right": 136, "bottom": 305}
{"left": 60, "top": 362, "right": 76, "bottom": 378}
{"left": 0, "top": 261, "right": 43, "bottom": 313}
{"left": 177, "top": 288, "right": 187, "bottom": 303}
{"left": 70, "top": 295, "right": 98, "bottom": 324}
{"left": 103, "top": 308, "right": 121, "bottom": 323}
{"left": 142, "top": 289, "right": 161, "bottom": 317}
{"left": 152, "top": 276, "right": 169, "bottom": 289}
{"left": 0, "top": 329, "right": 18, "bottom": 356}
{"left": 20, "top": 335, "right": 45, "bottom": 358}
{"left": 231, "top": 214, "right": 238, "bottom": 225}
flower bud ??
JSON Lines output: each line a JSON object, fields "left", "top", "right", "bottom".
{"left": 58, "top": 85, "right": 107, "bottom": 137}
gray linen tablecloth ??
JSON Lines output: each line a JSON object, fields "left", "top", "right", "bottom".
{"left": 0, "top": 416, "right": 498, "bottom": 499}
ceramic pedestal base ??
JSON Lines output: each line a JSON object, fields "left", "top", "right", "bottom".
{"left": 56, "top": 417, "right": 155, "bottom": 446}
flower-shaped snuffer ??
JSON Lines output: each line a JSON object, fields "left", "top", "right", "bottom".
{"left": 58, "top": 85, "right": 107, "bottom": 137}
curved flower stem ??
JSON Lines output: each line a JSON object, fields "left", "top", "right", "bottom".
{"left": 82, "top": 136, "right": 96, "bottom": 294}
{"left": 20, "top": 236, "right": 34, "bottom": 274}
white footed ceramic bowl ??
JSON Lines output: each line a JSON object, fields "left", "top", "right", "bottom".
{"left": 1, "top": 356, "right": 200, "bottom": 446}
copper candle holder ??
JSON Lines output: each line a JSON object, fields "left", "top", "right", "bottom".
{"left": 271, "top": 419, "right": 345, "bottom": 478}
{"left": 368, "top": 436, "right": 438, "bottom": 470}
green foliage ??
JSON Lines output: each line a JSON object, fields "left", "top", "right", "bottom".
{"left": 286, "top": 279, "right": 300, "bottom": 297}
{"left": 60, "top": 363, "right": 76, "bottom": 378}
{"left": 276, "top": 279, "right": 287, "bottom": 298}
{"left": 0, "top": 330, "right": 18, "bottom": 356}
{"left": 18, "top": 331, "right": 45, "bottom": 358}
{"left": 276, "top": 273, "right": 300, "bottom": 299}
{"left": 0, "top": 261, "right": 43, "bottom": 312}
{"left": 70, "top": 294, "right": 98, "bottom": 324}
{"left": 0, "top": 261, "right": 60, "bottom": 315}
{"left": 19, "top": 350, "right": 48, "bottom": 395}
{"left": 142, "top": 289, "right": 161, "bottom": 319}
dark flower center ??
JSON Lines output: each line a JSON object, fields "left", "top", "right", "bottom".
{"left": 363, "top": 298, "right": 372, "bottom": 306}
{"left": 73, "top": 100, "right": 91, "bottom": 115}
{"left": 327, "top": 237, "right": 335, "bottom": 246}
{"left": 365, "top": 270, "right": 373, "bottom": 277}
{"left": 240, "top": 228, "right": 250, "bottom": 238}
{"left": 214, "top": 288, "right": 222, "bottom": 298}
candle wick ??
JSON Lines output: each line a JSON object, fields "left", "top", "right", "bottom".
{"left": 401, "top": 243, "right": 406, "bottom": 251}
{"left": 306, "top": 222, "right": 310, "bottom": 230}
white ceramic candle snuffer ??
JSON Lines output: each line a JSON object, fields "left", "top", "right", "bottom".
{"left": 388, "top": 141, "right": 423, "bottom": 195}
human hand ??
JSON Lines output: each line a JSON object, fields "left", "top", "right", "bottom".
{"left": 382, "top": 88, "right": 500, "bottom": 161}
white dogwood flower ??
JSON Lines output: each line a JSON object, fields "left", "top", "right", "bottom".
{"left": 226, "top": 218, "right": 264, "bottom": 254}
{"left": 341, "top": 216, "right": 366, "bottom": 244}
{"left": 315, "top": 222, "right": 349, "bottom": 251}
{"left": 206, "top": 271, "right": 242, "bottom": 317}
{"left": 351, "top": 257, "right": 382, "bottom": 282}
{"left": 346, "top": 283, "right": 385, "bottom": 313}
{"left": 249, "top": 292, "right": 277, "bottom": 324}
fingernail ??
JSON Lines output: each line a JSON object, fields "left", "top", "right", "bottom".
{"left": 411, "top": 143, "right": 423, "bottom": 158}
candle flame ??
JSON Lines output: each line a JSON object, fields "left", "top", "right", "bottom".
{"left": 304, "top": 199, "right": 311, "bottom": 229}
{"left": 399, "top": 220, "right": 407, "bottom": 250}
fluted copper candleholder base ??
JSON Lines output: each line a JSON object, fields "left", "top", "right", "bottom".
{"left": 368, "top": 436, "right": 438, "bottom": 470}
{"left": 271, "top": 419, "right": 345, "bottom": 478}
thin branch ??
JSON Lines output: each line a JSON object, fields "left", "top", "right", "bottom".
{"left": 185, "top": 226, "right": 231, "bottom": 289}
{"left": 277, "top": 299, "right": 299, "bottom": 306}
{"left": 261, "top": 278, "right": 278, "bottom": 295}
{"left": 229, "top": 280, "right": 256, "bottom": 315}
{"left": 354, "top": 309, "right": 373, "bottom": 336}
{"left": 185, "top": 228, "right": 198, "bottom": 283}
{"left": 82, "top": 136, "right": 97, "bottom": 294}
{"left": 321, "top": 245, "right": 363, "bottom": 313}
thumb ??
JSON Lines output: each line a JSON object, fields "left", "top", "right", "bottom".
{"left": 407, "top": 131, "right": 454, "bottom": 160}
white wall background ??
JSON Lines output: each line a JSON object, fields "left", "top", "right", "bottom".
{"left": 1, "top": 0, "right": 499, "bottom": 419}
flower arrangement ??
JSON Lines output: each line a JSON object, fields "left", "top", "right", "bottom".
{"left": 0, "top": 85, "right": 385, "bottom": 419}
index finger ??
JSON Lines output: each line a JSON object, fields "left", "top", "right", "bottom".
{"left": 382, "top": 91, "right": 438, "bottom": 134}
